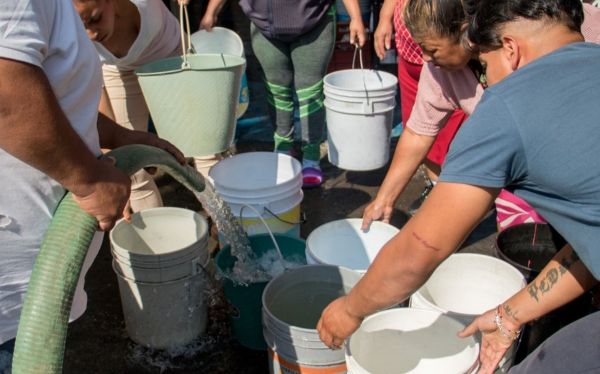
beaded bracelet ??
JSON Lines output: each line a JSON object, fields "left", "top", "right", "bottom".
{"left": 494, "top": 305, "right": 521, "bottom": 341}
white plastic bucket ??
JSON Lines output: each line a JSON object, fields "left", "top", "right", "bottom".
{"left": 305, "top": 218, "right": 399, "bottom": 273}
{"left": 346, "top": 308, "right": 480, "bottom": 374}
{"left": 209, "top": 152, "right": 303, "bottom": 241}
{"left": 324, "top": 68, "right": 397, "bottom": 171}
{"left": 262, "top": 265, "right": 363, "bottom": 374}
{"left": 409, "top": 253, "right": 526, "bottom": 372}
{"left": 113, "top": 262, "right": 208, "bottom": 349}
{"left": 109, "top": 207, "right": 210, "bottom": 348}
{"left": 191, "top": 27, "right": 249, "bottom": 119}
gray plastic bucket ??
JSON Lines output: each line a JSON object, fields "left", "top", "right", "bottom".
{"left": 409, "top": 253, "right": 525, "bottom": 372}
{"left": 135, "top": 53, "right": 245, "bottom": 156}
{"left": 109, "top": 207, "right": 210, "bottom": 348}
{"left": 110, "top": 207, "right": 209, "bottom": 283}
{"left": 324, "top": 66, "right": 397, "bottom": 171}
{"left": 262, "top": 265, "right": 362, "bottom": 373}
{"left": 113, "top": 261, "right": 209, "bottom": 349}
{"left": 346, "top": 308, "right": 480, "bottom": 374}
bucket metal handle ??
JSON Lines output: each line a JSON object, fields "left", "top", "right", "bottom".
{"left": 352, "top": 46, "right": 373, "bottom": 115}
{"left": 179, "top": 3, "right": 195, "bottom": 69}
{"left": 239, "top": 204, "right": 287, "bottom": 266}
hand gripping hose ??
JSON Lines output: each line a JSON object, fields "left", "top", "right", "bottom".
{"left": 11, "top": 144, "right": 205, "bottom": 374}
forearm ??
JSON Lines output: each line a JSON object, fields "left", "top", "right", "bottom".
{"left": 378, "top": 0, "right": 396, "bottom": 23}
{"left": 341, "top": 0, "right": 364, "bottom": 23}
{"left": 500, "top": 245, "right": 598, "bottom": 330}
{"left": 375, "top": 128, "right": 436, "bottom": 207}
{"left": 0, "top": 59, "right": 101, "bottom": 194}
{"left": 204, "top": 0, "right": 228, "bottom": 18}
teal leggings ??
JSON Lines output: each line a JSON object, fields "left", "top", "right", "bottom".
{"left": 250, "top": 9, "right": 335, "bottom": 161}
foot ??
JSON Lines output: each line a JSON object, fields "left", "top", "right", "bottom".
{"left": 302, "top": 167, "right": 323, "bottom": 188}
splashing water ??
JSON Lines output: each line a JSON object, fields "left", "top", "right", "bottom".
{"left": 194, "top": 182, "right": 302, "bottom": 285}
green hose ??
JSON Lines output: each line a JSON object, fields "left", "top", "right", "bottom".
{"left": 11, "top": 144, "right": 205, "bottom": 374}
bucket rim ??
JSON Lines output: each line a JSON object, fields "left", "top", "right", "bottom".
{"left": 323, "top": 68, "right": 398, "bottom": 91}
{"left": 261, "top": 264, "right": 362, "bottom": 333}
{"left": 305, "top": 218, "right": 399, "bottom": 272}
{"left": 135, "top": 53, "right": 246, "bottom": 76}
{"left": 191, "top": 27, "right": 244, "bottom": 57}
{"left": 109, "top": 207, "right": 209, "bottom": 258}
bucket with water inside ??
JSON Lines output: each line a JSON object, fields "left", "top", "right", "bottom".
{"left": 135, "top": 53, "right": 244, "bottom": 156}
{"left": 214, "top": 233, "right": 306, "bottom": 350}
{"left": 409, "top": 253, "right": 525, "bottom": 372}
{"left": 262, "top": 265, "right": 363, "bottom": 373}
{"left": 209, "top": 152, "right": 303, "bottom": 245}
{"left": 109, "top": 207, "right": 210, "bottom": 349}
{"left": 323, "top": 54, "right": 397, "bottom": 171}
{"left": 495, "top": 223, "right": 595, "bottom": 363}
{"left": 191, "top": 27, "right": 249, "bottom": 119}
{"left": 346, "top": 308, "right": 480, "bottom": 374}
{"left": 305, "top": 218, "right": 399, "bottom": 274}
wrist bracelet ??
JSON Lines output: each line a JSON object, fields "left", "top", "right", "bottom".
{"left": 494, "top": 305, "right": 521, "bottom": 341}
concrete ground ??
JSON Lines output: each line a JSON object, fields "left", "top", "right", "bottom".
{"left": 62, "top": 137, "right": 499, "bottom": 373}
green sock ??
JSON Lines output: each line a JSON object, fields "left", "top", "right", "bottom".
{"left": 302, "top": 142, "right": 321, "bottom": 162}
{"left": 274, "top": 133, "right": 294, "bottom": 152}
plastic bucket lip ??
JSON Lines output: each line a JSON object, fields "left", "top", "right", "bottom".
{"left": 305, "top": 218, "right": 399, "bottom": 273}
{"left": 261, "top": 264, "right": 362, "bottom": 334}
{"left": 323, "top": 69, "right": 398, "bottom": 93}
{"left": 191, "top": 27, "right": 244, "bottom": 57}
{"left": 109, "top": 207, "right": 209, "bottom": 261}
{"left": 411, "top": 253, "right": 526, "bottom": 317}
{"left": 209, "top": 152, "right": 302, "bottom": 194}
{"left": 345, "top": 308, "right": 480, "bottom": 374}
{"left": 112, "top": 254, "right": 210, "bottom": 284}
{"left": 135, "top": 53, "right": 246, "bottom": 76}
{"left": 214, "top": 177, "right": 302, "bottom": 201}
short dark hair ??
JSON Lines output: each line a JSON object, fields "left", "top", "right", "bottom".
{"left": 467, "top": 0, "right": 584, "bottom": 50}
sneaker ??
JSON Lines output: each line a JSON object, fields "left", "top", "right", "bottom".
{"left": 302, "top": 167, "right": 323, "bottom": 188}
{"left": 408, "top": 180, "right": 434, "bottom": 216}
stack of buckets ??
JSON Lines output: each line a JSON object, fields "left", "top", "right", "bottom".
{"left": 209, "top": 152, "right": 303, "bottom": 241}
{"left": 110, "top": 207, "right": 210, "bottom": 349}
{"left": 323, "top": 62, "right": 398, "bottom": 171}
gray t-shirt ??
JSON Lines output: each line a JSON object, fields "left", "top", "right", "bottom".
{"left": 440, "top": 42, "right": 600, "bottom": 279}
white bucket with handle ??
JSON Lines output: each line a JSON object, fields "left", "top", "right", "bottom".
{"left": 324, "top": 47, "right": 397, "bottom": 171}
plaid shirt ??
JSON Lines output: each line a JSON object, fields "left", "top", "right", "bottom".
{"left": 394, "top": 0, "right": 423, "bottom": 65}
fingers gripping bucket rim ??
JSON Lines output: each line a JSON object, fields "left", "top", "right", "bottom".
{"left": 409, "top": 253, "right": 526, "bottom": 372}
{"left": 214, "top": 234, "right": 307, "bottom": 350}
{"left": 346, "top": 308, "right": 480, "bottom": 374}
{"left": 323, "top": 63, "right": 398, "bottom": 171}
{"left": 305, "top": 218, "right": 399, "bottom": 273}
{"left": 135, "top": 53, "right": 245, "bottom": 156}
{"left": 262, "top": 265, "right": 363, "bottom": 373}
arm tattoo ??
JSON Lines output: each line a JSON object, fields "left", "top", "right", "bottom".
{"left": 503, "top": 304, "right": 520, "bottom": 322}
{"left": 411, "top": 231, "right": 442, "bottom": 252}
{"left": 528, "top": 251, "right": 581, "bottom": 302}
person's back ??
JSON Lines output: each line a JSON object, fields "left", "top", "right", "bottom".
{"left": 444, "top": 42, "right": 600, "bottom": 272}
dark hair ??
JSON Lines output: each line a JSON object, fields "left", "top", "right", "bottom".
{"left": 403, "top": 0, "right": 467, "bottom": 42}
{"left": 467, "top": 0, "right": 584, "bottom": 50}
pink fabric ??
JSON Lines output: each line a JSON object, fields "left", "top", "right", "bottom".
{"left": 394, "top": 0, "right": 423, "bottom": 65}
{"left": 406, "top": 63, "right": 483, "bottom": 136}
{"left": 496, "top": 190, "right": 547, "bottom": 231}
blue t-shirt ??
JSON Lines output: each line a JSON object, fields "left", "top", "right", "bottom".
{"left": 440, "top": 42, "right": 600, "bottom": 279}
